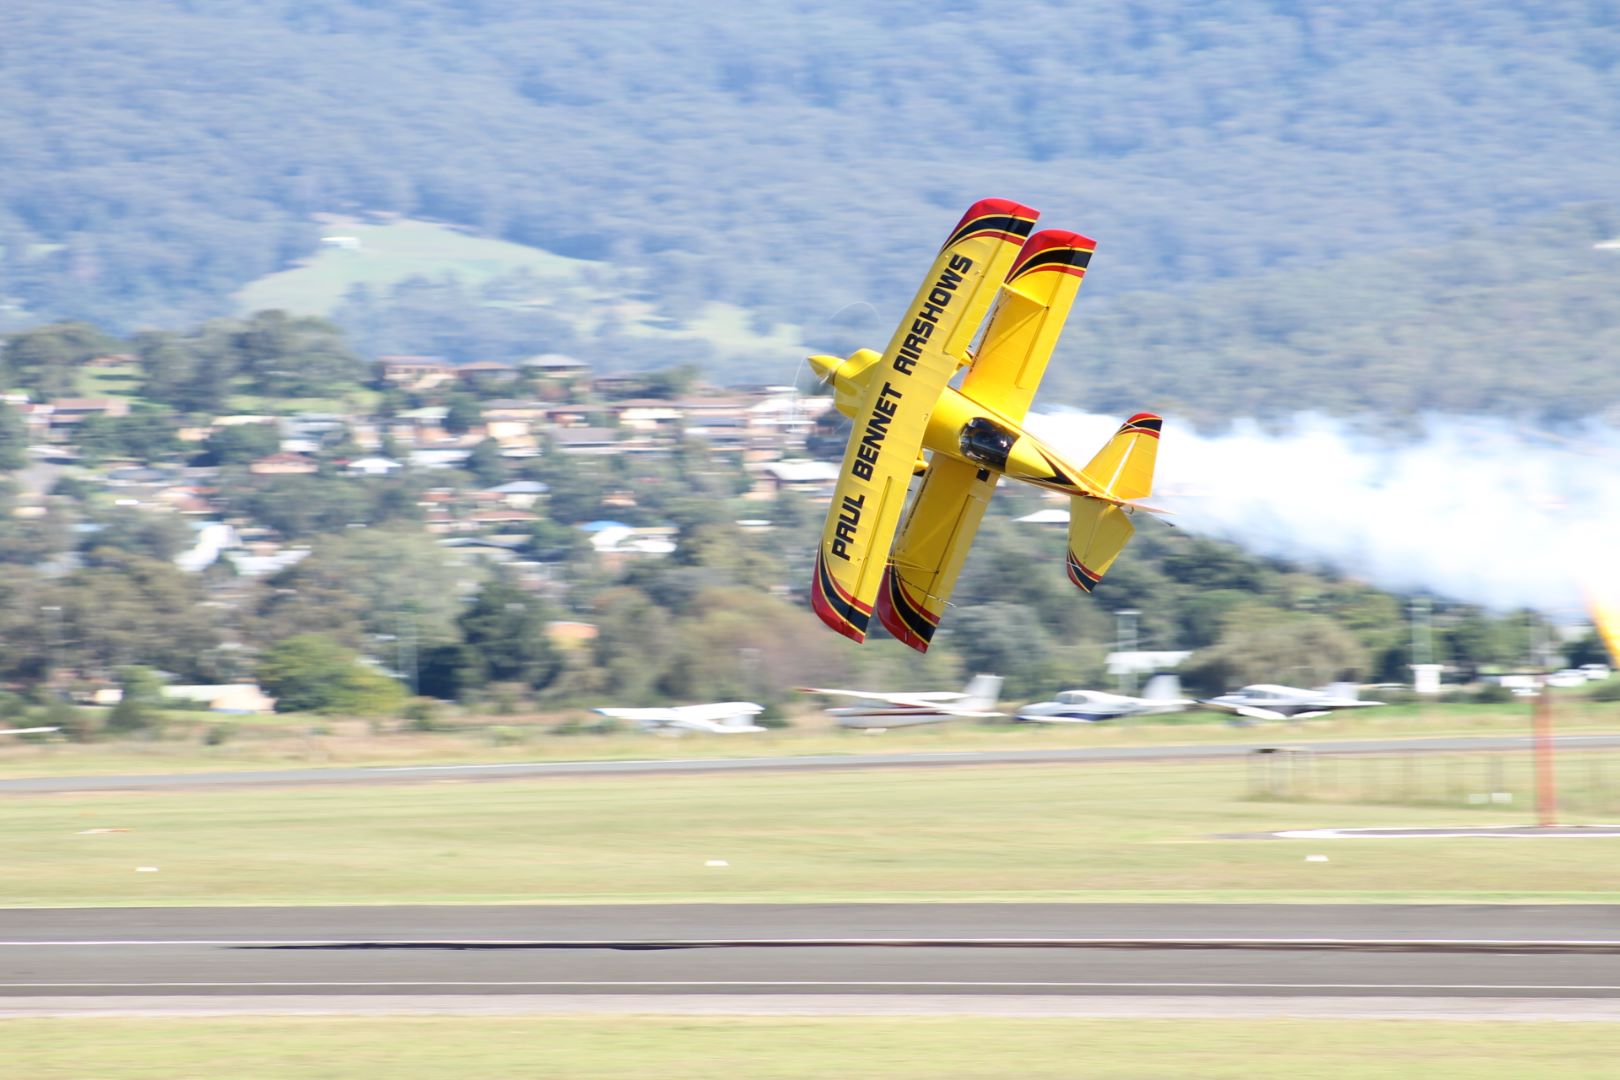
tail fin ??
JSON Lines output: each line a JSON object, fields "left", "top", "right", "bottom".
{"left": 962, "top": 674, "right": 1003, "bottom": 710}
{"left": 1082, "top": 413, "right": 1161, "bottom": 502}
{"left": 1066, "top": 498, "right": 1134, "bottom": 593}
{"left": 1141, "top": 674, "right": 1183, "bottom": 703}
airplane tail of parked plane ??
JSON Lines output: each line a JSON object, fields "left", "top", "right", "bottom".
{"left": 1064, "top": 414, "right": 1162, "bottom": 593}
{"left": 1141, "top": 674, "right": 1183, "bottom": 703}
{"left": 962, "top": 674, "right": 1003, "bottom": 712}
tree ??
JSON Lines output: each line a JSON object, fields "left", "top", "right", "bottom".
{"left": 417, "top": 643, "right": 481, "bottom": 701}
{"left": 457, "top": 575, "right": 559, "bottom": 689}
{"left": 2, "top": 322, "right": 117, "bottom": 398}
{"left": 84, "top": 510, "right": 194, "bottom": 565}
{"left": 231, "top": 310, "right": 364, "bottom": 398}
{"left": 107, "top": 665, "right": 164, "bottom": 735}
{"left": 465, "top": 437, "right": 507, "bottom": 486}
{"left": 1180, "top": 609, "right": 1371, "bottom": 695}
{"left": 256, "top": 634, "right": 405, "bottom": 715}
{"left": 948, "top": 602, "right": 1058, "bottom": 701}
{"left": 0, "top": 403, "right": 26, "bottom": 471}
{"left": 75, "top": 408, "right": 183, "bottom": 464}
{"left": 202, "top": 422, "right": 281, "bottom": 466}
{"left": 255, "top": 525, "right": 478, "bottom": 652}
{"left": 590, "top": 587, "right": 672, "bottom": 704}
{"left": 444, "top": 394, "right": 483, "bottom": 436}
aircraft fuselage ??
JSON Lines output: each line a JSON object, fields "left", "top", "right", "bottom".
{"left": 809, "top": 350, "right": 1104, "bottom": 500}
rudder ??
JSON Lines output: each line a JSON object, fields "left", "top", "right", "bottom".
{"left": 1082, "top": 413, "right": 1161, "bottom": 502}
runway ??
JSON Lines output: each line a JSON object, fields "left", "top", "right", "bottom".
{"left": 4, "top": 904, "right": 1618, "bottom": 1010}
{"left": 5, "top": 732, "right": 1620, "bottom": 794}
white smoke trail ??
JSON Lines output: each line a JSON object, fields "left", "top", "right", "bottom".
{"left": 1025, "top": 410, "right": 1620, "bottom": 615}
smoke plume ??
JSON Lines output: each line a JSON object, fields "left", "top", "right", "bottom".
{"left": 1025, "top": 411, "right": 1620, "bottom": 615}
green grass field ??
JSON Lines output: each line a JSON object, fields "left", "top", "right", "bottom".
{"left": 232, "top": 216, "right": 804, "bottom": 357}
{"left": 235, "top": 219, "right": 599, "bottom": 317}
{"left": 5, "top": 758, "right": 1618, "bottom": 907}
{"left": 74, "top": 361, "right": 148, "bottom": 402}
{"left": 4, "top": 1017, "right": 1617, "bottom": 1079}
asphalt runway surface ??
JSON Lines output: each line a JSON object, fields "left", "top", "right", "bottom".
{"left": 5, "top": 904, "right": 1619, "bottom": 1008}
{"left": 6, "top": 732, "right": 1620, "bottom": 795}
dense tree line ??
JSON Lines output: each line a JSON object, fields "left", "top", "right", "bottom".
{"left": 0, "top": 475, "right": 1567, "bottom": 715}
{"left": 1, "top": 2, "right": 1617, "bottom": 420}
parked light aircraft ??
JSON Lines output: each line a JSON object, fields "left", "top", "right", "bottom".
{"left": 808, "top": 198, "right": 1163, "bottom": 651}
{"left": 1199, "top": 684, "right": 1383, "bottom": 722}
{"left": 798, "top": 674, "right": 1004, "bottom": 729}
{"left": 1016, "top": 675, "right": 1193, "bottom": 723}
{"left": 0, "top": 726, "right": 58, "bottom": 737}
{"left": 592, "top": 702, "right": 766, "bottom": 735}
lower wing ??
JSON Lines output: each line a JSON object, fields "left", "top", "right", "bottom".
{"left": 876, "top": 456, "right": 998, "bottom": 652}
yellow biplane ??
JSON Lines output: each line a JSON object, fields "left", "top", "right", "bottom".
{"left": 809, "top": 198, "right": 1163, "bottom": 651}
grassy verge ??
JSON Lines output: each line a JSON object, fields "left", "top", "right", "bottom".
{"left": 4, "top": 759, "right": 1618, "bottom": 906}
{"left": 3, "top": 698, "right": 1614, "bottom": 779}
{"left": 4, "top": 1017, "right": 1618, "bottom": 1079}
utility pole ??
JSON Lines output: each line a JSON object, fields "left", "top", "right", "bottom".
{"left": 1115, "top": 609, "right": 1140, "bottom": 696}
{"left": 1533, "top": 675, "right": 1558, "bottom": 827}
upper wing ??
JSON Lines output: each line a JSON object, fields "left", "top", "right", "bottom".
{"left": 812, "top": 198, "right": 1038, "bottom": 643}
{"left": 875, "top": 455, "right": 997, "bottom": 651}
{"left": 960, "top": 230, "right": 1096, "bottom": 424}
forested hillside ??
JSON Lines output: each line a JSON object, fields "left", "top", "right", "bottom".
{"left": 2, "top": 1, "right": 1617, "bottom": 418}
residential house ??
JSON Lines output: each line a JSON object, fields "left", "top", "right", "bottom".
{"left": 43, "top": 398, "right": 129, "bottom": 440}
{"left": 481, "top": 400, "right": 546, "bottom": 452}
{"left": 455, "top": 360, "right": 519, "bottom": 389}
{"left": 248, "top": 452, "right": 319, "bottom": 476}
{"left": 379, "top": 356, "right": 456, "bottom": 391}
{"left": 162, "top": 683, "right": 278, "bottom": 714}
{"left": 392, "top": 406, "right": 451, "bottom": 445}
{"left": 614, "top": 400, "right": 683, "bottom": 432}
{"left": 345, "top": 456, "right": 403, "bottom": 476}
{"left": 409, "top": 447, "right": 473, "bottom": 470}
{"left": 755, "top": 459, "right": 840, "bottom": 499}
{"left": 485, "top": 480, "right": 549, "bottom": 509}
{"left": 549, "top": 427, "right": 623, "bottom": 456}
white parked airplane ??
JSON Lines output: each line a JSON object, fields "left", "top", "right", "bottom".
{"left": 1016, "top": 675, "right": 1193, "bottom": 723}
{"left": 0, "top": 726, "right": 59, "bottom": 737}
{"left": 592, "top": 702, "right": 767, "bottom": 735}
{"left": 798, "top": 674, "right": 1004, "bottom": 730}
{"left": 1199, "top": 683, "right": 1383, "bottom": 722}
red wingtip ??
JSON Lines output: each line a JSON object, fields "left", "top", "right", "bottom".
{"left": 875, "top": 586, "right": 931, "bottom": 654}
{"left": 812, "top": 581, "right": 868, "bottom": 644}
{"left": 951, "top": 198, "right": 1039, "bottom": 233}
{"left": 1008, "top": 229, "right": 1098, "bottom": 280}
